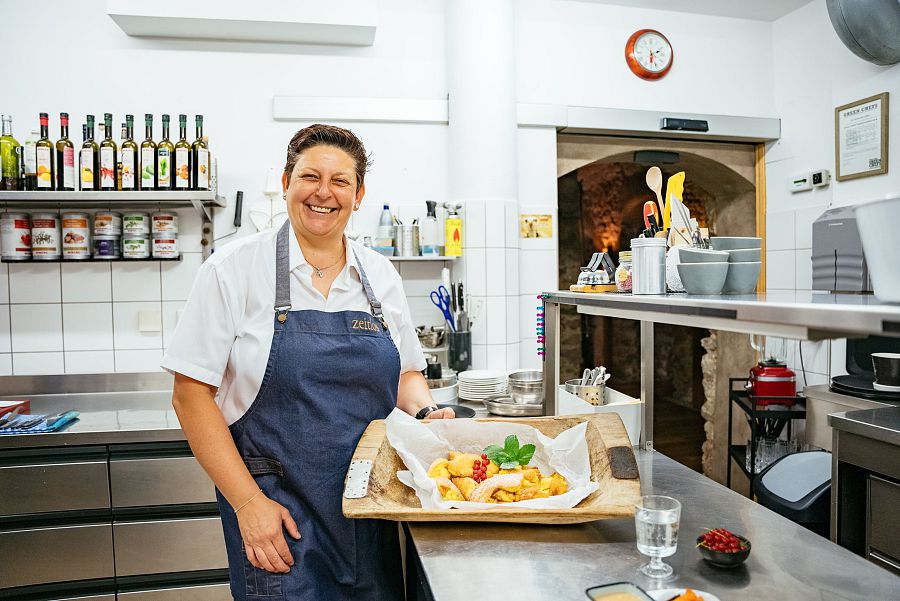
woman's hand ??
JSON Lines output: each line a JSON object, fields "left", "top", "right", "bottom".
{"left": 428, "top": 407, "right": 455, "bottom": 419}
{"left": 236, "top": 493, "right": 301, "bottom": 573}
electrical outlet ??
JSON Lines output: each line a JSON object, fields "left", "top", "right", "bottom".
{"left": 789, "top": 173, "right": 812, "bottom": 192}
{"left": 811, "top": 169, "right": 831, "bottom": 187}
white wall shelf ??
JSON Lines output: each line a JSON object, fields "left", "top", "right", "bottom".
{"left": 0, "top": 191, "right": 225, "bottom": 209}
{"left": 107, "top": 0, "right": 377, "bottom": 46}
{"left": 387, "top": 256, "right": 459, "bottom": 262}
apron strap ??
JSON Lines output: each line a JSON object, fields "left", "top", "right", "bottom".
{"left": 274, "top": 222, "right": 388, "bottom": 330}
{"left": 274, "top": 220, "right": 292, "bottom": 322}
{"left": 351, "top": 249, "right": 388, "bottom": 330}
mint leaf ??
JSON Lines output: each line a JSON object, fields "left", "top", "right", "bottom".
{"left": 517, "top": 444, "right": 536, "bottom": 465}
{"left": 504, "top": 435, "right": 520, "bottom": 457}
{"left": 500, "top": 461, "right": 519, "bottom": 470}
{"left": 483, "top": 444, "right": 505, "bottom": 465}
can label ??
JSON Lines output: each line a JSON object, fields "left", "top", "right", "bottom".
{"left": 152, "top": 238, "right": 178, "bottom": 258}
{"left": 123, "top": 237, "right": 150, "bottom": 258}
{"left": 1, "top": 217, "right": 32, "bottom": 258}
{"left": 31, "top": 217, "right": 61, "bottom": 257}
{"left": 94, "top": 214, "right": 122, "bottom": 235}
{"left": 93, "top": 237, "right": 121, "bottom": 259}
{"left": 152, "top": 213, "right": 178, "bottom": 234}
{"left": 123, "top": 214, "right": 150, "bottom": 235}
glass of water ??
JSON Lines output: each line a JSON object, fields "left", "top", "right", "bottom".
{"left": 635, "top": 495, "right": 681, "bottom": 579}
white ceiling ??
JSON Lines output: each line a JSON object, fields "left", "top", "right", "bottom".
{"left": 572, "top": 0, "right": 814, "bottom": 22}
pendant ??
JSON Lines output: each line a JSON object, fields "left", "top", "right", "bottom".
{"left": 316, "top": 269, "right": 324, "bottom": 278}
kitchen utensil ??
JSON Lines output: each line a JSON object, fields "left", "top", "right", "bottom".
{"left": 709, "top": 236, "right": 762, "bottom": 250}
{"left": 723, "top": 248, "right": 761, "bottom": 263}
{"left": 591, "top": 367, "right": 607, "bottom": 386}
{"left": 436, "top": 403, "right": 476, "bottom": 419}
{"left": 665, "top": 246, "right": 686, "bottom": 293}
{"left": 508, "top": 370, "right": 544, "bottom": 404}
{"left": 7, "top": 416, "right": 43, "bottom": 430}
{"left": 430, "top": 285, "right": 455, "bottom": 331}
{"left": 0, "top": 407, "right": 22, "bottom": 428}
{"left": 427, "top": 377, "right": 459, "bottom": 404}
{"left": 581, "top": 368, "right": 592, "bottom": 386}
{"left": 564, "top": 378, "right": 607, "bottom": 406}
{"left": 643, "top": 201, "right": 661, "bottom": 232}
{"left": 676, "top": 262, "right": 728, "bottom": 295}
{"left": 397, "top": 224, "right": 421, "bottom": 256}
{"left": 586, "top": 582, "right": 654, "bottom": 601}
{"left": 662, "top": 171, "right": 685, "bottom": 230}
{"left": 482, "top": 394, "right": 543, "bottom": 416}
{"left": 635, "top": 495, "right": 681, "bottom": 578}
{"left": 448, "top": 330, "right": 472, "bottom": 373}
{"left": 631, "top": 237, "right": 667, "bottom": 295}
{"left": 645, "top": 166, "right": 664, "bottom": 211}
{"left": 871, "top": 353, "right": 900, "bottom": 387}
{"left": 722, "top": 261, "right": 761, "bottom": 294}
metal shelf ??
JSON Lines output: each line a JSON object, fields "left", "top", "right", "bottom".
{"left": 387, "top": 255, "right": 459, "bottom": 262}
{"left": 0, "top": 190, "right": 225, "bottom": 209}
{"left": 2, "top": 256, "right": 182, "bottom": 264}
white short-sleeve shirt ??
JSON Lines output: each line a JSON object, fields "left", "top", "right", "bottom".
{"left": 161, "top": 228, "right": 426, "bottom": 425}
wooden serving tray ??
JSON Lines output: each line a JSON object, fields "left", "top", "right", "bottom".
{"left": 342, "top": 413, "right": 640, "bottom": 524}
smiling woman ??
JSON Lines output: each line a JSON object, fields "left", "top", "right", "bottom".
{"left": 162, "top": 124, "right": 455, "bottom": 601}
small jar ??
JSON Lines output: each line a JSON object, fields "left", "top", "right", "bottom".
{"left": 615, "top": 251, "right": 633, "bottom": 292}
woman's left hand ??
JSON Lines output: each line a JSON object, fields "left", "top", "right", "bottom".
{"left": 428, "top": 407, "right": 455, "bottom": 419}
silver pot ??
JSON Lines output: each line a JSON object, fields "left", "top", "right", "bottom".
{"left": 564, "top": 378, "right": 607, "bottom": 406}
{"left": 416, "top": 325, "right": 446, "bottom": 348}
{"left": 508, "top": 370, "right": 543, "bottom": 405}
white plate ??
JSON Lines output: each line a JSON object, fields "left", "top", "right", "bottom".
{"left": 873, "top": 381, "right": 900, "bottom": 392}
{"left": 648, "top": 589, "right": 721, "bottom": 601}
{"left": 458, "top": 370, "right": 507, "bottom": 381}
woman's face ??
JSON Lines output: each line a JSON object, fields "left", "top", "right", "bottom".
{"left": 283, "top": 145, "right": 364, "bottom": 241}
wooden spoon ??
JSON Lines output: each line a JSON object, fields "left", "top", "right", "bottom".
{"left": 645, "top": 166, "right": 664, "bottom": 212}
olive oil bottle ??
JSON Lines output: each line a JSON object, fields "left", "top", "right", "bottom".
{"left": 191, "top": 114, "right": 209, "bottom": 191}
{"left": 120, "top": 115, "right": 138, "bottom": 191}
{"left": 157, "top": 114, "right": 174, "bottom": 190}
{"left": 140, "top": 114, "right": 156, "bottom": 191}
{"left": 0, "top": 115, "right": 22, "bottom": 190}
{"left": 80, "top": 115, "right": 100, "bottom": 191}
{"left": 55, "top": 113, "right": 75, "bottom": 191}
{"left": 174, "top": 114, "right": 191, "bottom": 189}
{"left": 35, "top": 113, "right": 54, "bottom": 190}
{"left": 99, "top": 113, "right": 117, "bottom": 190}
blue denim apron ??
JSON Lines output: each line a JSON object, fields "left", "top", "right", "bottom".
{"left": 216, "top": 221, "right": 403, "bottom": 600}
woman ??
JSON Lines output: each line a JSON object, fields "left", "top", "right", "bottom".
{"left": 162, "top": 124, "right": 454, "bottom": 600}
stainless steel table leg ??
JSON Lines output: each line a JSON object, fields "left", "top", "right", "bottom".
{"left": 542, "top": 300, "right": 560, "bottom": 416}
{"left": 640, "top": 320, "right": 654, "bottom": 451}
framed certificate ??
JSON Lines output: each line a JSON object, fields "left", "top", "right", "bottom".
{"left": 835, "top": 92, "right": 889, "bottom": 181}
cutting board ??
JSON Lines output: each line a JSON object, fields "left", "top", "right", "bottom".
{"left": 570, "top": 284, "right": 618, "bottom": 293}
{"left": 342, "top": 413, "right": 640, "bottom": 524}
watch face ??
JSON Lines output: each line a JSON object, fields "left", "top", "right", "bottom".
{"left": 633, "top": 32, "right": 671, "bottom": 73}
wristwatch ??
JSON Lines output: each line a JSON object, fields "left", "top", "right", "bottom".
{"left": 414, "top": 405, "right": 439, "bottom": 420}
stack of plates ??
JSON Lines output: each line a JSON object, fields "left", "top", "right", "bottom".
{"left": 458, "top": 370, "right": 508, "bottom": 401}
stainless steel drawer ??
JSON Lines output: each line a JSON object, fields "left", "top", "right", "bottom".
{"left": 48, "top": 596, "right": 116, "bottom": 601}
{"left": 110, "top": 456, "right": 216, "bottom": 507}
{"left": 118, "top": 582, "right": 231, "bottom": 600}
{"left": 113, "top": 517, "right": 228, "bottom": 576}
{"left": 0, "top": 460, "right": 110, "bottom": 515}
{"left": 868, "top": 475, "right": 900, "bottom": 565}
{"left": 0, "top": 523, "right": 114, "bottom": 588}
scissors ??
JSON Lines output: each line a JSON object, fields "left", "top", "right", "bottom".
{"left": 430, "top": 285, "right": 455, "bottom": 331}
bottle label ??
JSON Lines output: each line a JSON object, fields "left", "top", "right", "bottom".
{"left": 141, "top": 148, "right": 155, "bottom": 188}
{"left": 80, "top": 148, "right": 94, "bottom": 189}
{"left": 36, "top": 147, "right": 52, "bottom": 188}
{"left": 24, "top": 142, "right": 37, "bottom": 175}
{"left": 198, "top": 148, "right": 209, "bottom": 189}
{"left": 63, "top": 147, "right": 75, "bottom": 189}
{"left": 100, "top": 147, "right": 115, "bottom": 188}
{"left": 158, "top": 148, "right": 171, "bottom": 185}
{"left": 122, "top": 149, "right": 135, "bottom": 189}
{"left": 175, "top": 148, "right": 189, "bottom": 188}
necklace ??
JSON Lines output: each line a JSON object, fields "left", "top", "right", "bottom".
{"left": 308, "top": 250, "right": 345, "bottom": 278}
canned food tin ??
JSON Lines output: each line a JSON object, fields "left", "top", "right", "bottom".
{"left": 94, "top": 211, "right": 122, "bottom": 235}
{"left": 1, "top": 212, "right": 32, "bottom": 261}
{"left": 122, "top": 235, "right": 150, "bottom": 259}
{"left": 30, "top": 212, "right": 62, "bottom": 260}
{"left": 93, "top": 235, "right": 122, "bottom": 259}
{"left": 152, "top": 235, "right": 179, "bottom": 259}
{"left": 123, "top": 212, "right": 151, "bottom": 235}
{"left": 62, "top": 212, "right": 92, "bottom": 260}
{"left": 151, "top": 212, "right": 178, "bottom": 235}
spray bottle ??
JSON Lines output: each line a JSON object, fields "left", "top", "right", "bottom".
{"left": 421, "top": 200, "right": 439, "bottom": 256}
{"left": 443, "top": 202, "right": 463, "bottom": 257}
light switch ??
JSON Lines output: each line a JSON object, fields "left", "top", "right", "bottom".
{"left": 139, "top": 310, "right": 162, "bottom": 332}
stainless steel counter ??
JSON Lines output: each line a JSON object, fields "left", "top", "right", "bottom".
{"left": 406, "top": 451, "right": 900, "bottom": 600}
{"left": 829, "top": 406, "right": 900, "bottom": 446}
{"left": 0, "top": 390, "right": 184, "bottom": 449}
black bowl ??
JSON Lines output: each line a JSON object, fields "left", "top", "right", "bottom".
{"left": 872, "top": 353, "right": 900, "bottom": 387}
{"left": 436, "top": 404, "right": 476, "bottom": 418}
{"left": 696, "top": 533, "right": 751, "bottom": 568}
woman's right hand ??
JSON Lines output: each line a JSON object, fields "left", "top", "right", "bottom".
{"left": 236, "top": 492, "right": 302, "bottom": 573}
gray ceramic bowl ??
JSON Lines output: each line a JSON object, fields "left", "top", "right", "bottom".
{"left": 723, "top": 261, "right": 762, "bottom": 294}
{"left": 710, "top": 237, "right": 762, "bottom": 250}
{"left": 676, "top": 262, "right": 728, "bottom": 295}
{"left": 726, "top": 248, "right": 762, "bottom": 263}
{"left": 679, "top": 248, "right": 729, "bottom": 263}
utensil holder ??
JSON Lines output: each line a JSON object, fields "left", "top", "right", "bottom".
{"left": 631, "top": 237, "right": 667, "bottom": 295}
{"left": 397, "top": 224, "right": 421, "bottom": 257}
{"left": 564, "top": 379, "right": 607, "bottom": 406}
{"left": 448, "top": 330, "right": 472, "bottom": 373}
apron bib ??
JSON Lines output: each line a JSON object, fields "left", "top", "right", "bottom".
{"left": 216, "top": 221, "right": 403, "bottom": 601}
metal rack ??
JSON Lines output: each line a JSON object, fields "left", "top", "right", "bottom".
{"left": 726, "top": 377, "right": 806, "bottom": 494}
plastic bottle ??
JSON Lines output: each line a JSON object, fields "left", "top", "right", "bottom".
{"left": 421, "top": 200, "right": 439, "bottom": 256}
{"left": 377, "top": 203, "right": 394, "bottom": 246}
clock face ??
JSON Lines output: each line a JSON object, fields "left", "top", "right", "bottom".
{"left": 625, "top": 29, "right": 673, "bottom": 80}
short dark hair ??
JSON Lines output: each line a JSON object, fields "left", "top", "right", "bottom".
{"left": 283, "top": 124, "right": 371, "bottom": 191}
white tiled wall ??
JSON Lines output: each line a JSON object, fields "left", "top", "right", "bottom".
{"left": 0, "top": 208, "right": 203, "bottom": 376}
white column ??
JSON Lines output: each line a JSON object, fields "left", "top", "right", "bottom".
{"left": 446, "top": 0, "right": 520, "bottom": 370}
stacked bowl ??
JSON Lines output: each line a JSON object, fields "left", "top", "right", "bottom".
{"left": 711, "top": 237, "right": 762, "bottom": 294}
{"left": 675, "top": 237, "right": 762, "bottom": 295}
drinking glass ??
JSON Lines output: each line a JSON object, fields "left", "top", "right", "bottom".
{"left": 634, "top": 495, "right": 681, "bottom": 578}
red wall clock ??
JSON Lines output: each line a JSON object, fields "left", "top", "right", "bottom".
{"left": 625, "top": 29, "right": 673, "bottom": 80}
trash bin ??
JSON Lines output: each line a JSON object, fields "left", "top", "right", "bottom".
{"left": 753, "top": 450, "right": 832, "bottom": 537}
